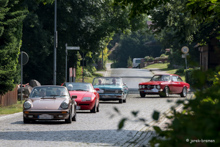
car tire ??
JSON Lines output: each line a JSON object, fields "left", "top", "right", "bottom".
{"left": 123, "top": 99, "right": 126, "bottom": 103}
{"left": 160, "top": 86, "right": 169, "bottom": 97}
{"left": 23, "top": 116, "right": 30, "bottom": 124}
{"left": 180, "top": 87, "right": 187, "bottom": 97}
{"left": 140, "top": 92, "right": 145, "bottom": 98}
{"left": 91, "top": 102, "right": 97, "bottom": 113}
{"left": 97, "top": 103, "right": 99, "bottom": 112}
{"left": 72, "top": 108, "right": 76, "bottom": 121}
{"left": 65, "top": 110, "right": 72, "bottom": 123}
{"left": 119, "top": 99, "right": 123, "bottom": 103}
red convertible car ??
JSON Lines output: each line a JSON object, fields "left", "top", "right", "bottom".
{"left": 62, "top": 82, "right": 100, "bottom": 113}
{"left": 139, "top": 74, "right": 190, "bottom": 97}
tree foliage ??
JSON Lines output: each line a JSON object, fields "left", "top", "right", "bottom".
{"left": 0, "top": 0, "right": 27, "bottom": 94}
{"left": 20, "top": 0, "right": 142, "bottom": 84}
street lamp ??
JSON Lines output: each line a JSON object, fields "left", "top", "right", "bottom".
{"left": 53, "top": 0, "right": 57, "bottom": 85}
{"left": 65, "top": 43, "right": 80, "bottom": 82}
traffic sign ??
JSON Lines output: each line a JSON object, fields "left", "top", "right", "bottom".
{"left": 19, "top": 51, "right": 29, "bottom": 65}
{"left": 181, "top": 46, "right": 189, "bottom": 54}
{"left": 66, "top": 46, "right": 80, "bottom": 50}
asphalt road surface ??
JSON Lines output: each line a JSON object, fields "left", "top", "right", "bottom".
{"left": 0, "top": 66, "right": 188, "bottom": 147}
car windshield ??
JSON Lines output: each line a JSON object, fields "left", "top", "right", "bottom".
{"left": 64, "top": 83, "right": 92, "bottom": 91}
{"left": 29, "top": 86, "right": 69, "bottom": 98}
{"left": 92, "top": 77, "right": 122, "bottom": 86}
{"left": 151, "top": 75, "right": 170, "bottom": 81}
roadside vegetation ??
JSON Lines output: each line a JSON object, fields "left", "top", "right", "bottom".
{"left": 0, "top": 101, "right": 24, "bottom": 115}
{"left": 144, "top": 63, "right": 186, "bottom": 81}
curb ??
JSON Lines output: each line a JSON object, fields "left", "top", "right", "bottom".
{"left": 0, "top": 112, "right": 22, "bottom": 121}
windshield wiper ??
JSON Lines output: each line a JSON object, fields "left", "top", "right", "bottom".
{"left": 41, "top": 97, "right": 56, "bottom": 99}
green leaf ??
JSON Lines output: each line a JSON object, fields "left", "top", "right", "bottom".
{"left": 113, "top": 107, "right": 121, "bottom": 115}
{"left": 153, "top": 126, "right": 162, "bottom": 133}
{"left": 118, "top": 118, "right": 127, "bottom": 130}
{"left": 131, "top": 111, "right": 139, "bottom": 117}
{"left": 152, "top": 111, "right": 160, "bottom": 121}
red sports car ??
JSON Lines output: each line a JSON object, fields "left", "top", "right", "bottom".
{"left": 139, "top": 74, "right": 190, "bottom": 97}
{"left": 62, "top": 82, "right": 99, "bottom": 113}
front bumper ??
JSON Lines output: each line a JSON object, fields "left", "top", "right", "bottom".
{"left": 99, "top": 93, "right": 123, "bottom": 100}
{"left": 23, "top": 110, "right": 70, "bottom": 120}
{"left": 139, "top": 88, "right": 162, "bottom": 94}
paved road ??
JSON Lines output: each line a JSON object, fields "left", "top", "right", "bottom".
{"left": 0, "top": 66, "right": 188, "bottom": 147}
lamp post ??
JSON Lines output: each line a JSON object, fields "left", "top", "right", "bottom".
{"left": 53, "top": 0, "right": 57, "bottom": 85}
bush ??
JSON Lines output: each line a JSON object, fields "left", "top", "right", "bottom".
{"left": 145, "top": 56, "right": 154, "bottom": 62}
{"left": 150, "top": 69, "right": 220, "bottom": 147}
{"left": 175, "top": 68, "right": 184, "bottom": 74}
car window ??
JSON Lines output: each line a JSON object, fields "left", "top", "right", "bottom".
{"left": 30, "top": 87, "right": 68, "bottom": 98}
{"left": 172, "top": 76, "right": 178, "bottom": 82}
{"left": 64, "top": 83, "right": 92, "bottom": 91}
{"left": 93, "top": 78, "right": 122, "bottom": 86}
{"left": 177, "top": 76, "right": 183, "bottom": 82}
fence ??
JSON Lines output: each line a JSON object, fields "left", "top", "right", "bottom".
{"left": 0, "top": 86, "right": 18, "bottom": 107}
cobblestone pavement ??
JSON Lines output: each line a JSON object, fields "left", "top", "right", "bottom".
{"left": 0, "top": 66, "right": 191, "bottom": 147}
{"left": 0, "top": 93, "right": 189, "bottom": 147}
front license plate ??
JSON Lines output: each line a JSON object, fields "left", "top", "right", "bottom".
{"left": 145, "top": 90, "right": 152, "bottom": 92}
{"left": 38, "top": 114, "right": 53, "bottom": 119}
{"left": 76, "top": 106, "right": 81, "bottom": 110}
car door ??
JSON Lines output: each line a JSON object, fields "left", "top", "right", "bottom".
{"left": 176, "top": 76, "right": 184, "bottom": 93}
{"left": 170, "top": 76, "right": 180, "bottom": 93}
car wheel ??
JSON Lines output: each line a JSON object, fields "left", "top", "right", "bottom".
{"left": 123, "top": 99, "right": 126, "bottom": 103}
{"left": 65, "top": 110, "right": 72, "bottom": 123}
{"left": 91, "top": 102, "right": 97, "bottom": 113}
{"left": 160, "top": 86, "right": 169, "bottom": 97}
{"left": 72, "top": 108, "right": 76, "bottom": 121}
{"left": 119, "top": 99, "right": 123, "bottom": 103}
{"left": 97, "top": 103, "right": 99, "bottom": 112}
{"left": 180, "top": 87, "right": 187, "bottom": 97}
{"left": 23, "top": 116, "right": 30, "bottom": 124}
{"left": 140, "top": 92, "right": 145, "bottom": 98}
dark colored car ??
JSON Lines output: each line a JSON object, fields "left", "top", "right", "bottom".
{"left": 23, "top": 85, "right": 77, "bottom": 123}
{"left": 62, "top": 82, "right": 100, "bottom": 113}
{"left": 92, "top": 77, "right": 129, "bottom": 103}
{"left": 139, "top": 74, "right": 190, "bottom": 97}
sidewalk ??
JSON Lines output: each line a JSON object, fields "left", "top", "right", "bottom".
{"left": 148, "top": 68, "right": 169, "bottom": 74}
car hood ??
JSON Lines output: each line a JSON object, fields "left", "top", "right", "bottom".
{"left": 139, "top": 81, "right": 165, "bottom": 85}
{"left": 29, "top": 98, "right": 67, "bottom": 110}
{"left": 69, "top": 91, "right": 93, "bottom": 101}
{"left": 93, "top": 85, "right": 122, "bottom": 90}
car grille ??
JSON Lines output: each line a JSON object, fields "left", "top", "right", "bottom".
{"left": 144, "top": 85, "right": 155, "bottom": 89}
{"left": 104, "top": 90, "right": 122, "bottom": 94}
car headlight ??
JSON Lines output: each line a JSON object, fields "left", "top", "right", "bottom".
{"left": 60, "top": 101, "right": 69, "bottom": 109}
{"left": 24, "top": 101, "right": 31, "bottom": 109}
{"left": 82, "top": 97, "right": 91, "bottom": 101}
{"left": 139, "top": 85, "right": 144, "bottom": 89}
{"left": 156, "top": 85, "right": 160, "bottom": 89}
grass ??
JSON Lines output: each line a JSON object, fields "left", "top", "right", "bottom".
{"left": 0, "top": 101, "right": 24, "bottom": 115}
{"left": 144, "top": 63, "right": 186, "bottom": 81}
{"left": 75, "top": 73, "right": 103, "bottom": 83}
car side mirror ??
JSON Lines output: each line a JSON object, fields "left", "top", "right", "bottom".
{"left": 71, "top": 95, "right": 77, "bottom": 99}
{"left": 95, "top": 88, "right": 100, "bottom": 91}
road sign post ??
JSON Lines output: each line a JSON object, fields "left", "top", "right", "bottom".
{"left": 181, "top": 46, "right": 189, "bottom": 69}
{"left": 20, "top": 51, "right": 29, "bottom": 102}
{"left": 65, "top": 43, "right": 80, "bottom": 82}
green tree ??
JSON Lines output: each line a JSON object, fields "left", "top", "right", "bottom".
{"left": 127, "top": 56, "right": 132, "bottom": 68}
{"left": 0, "top": 0, "right": 27, "bottom": 94}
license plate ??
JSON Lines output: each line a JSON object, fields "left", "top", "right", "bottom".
{"left": 76, "top": 106, "right": 81, "bottom": 110}
{"left": 38, "top": 114, "right": 53, "bottom": 119}
{"left": 98, "top": 89, "right": 104, "bottom": 93}
{"left": 145, "top": 90, "right": 152, "bottom": 92}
